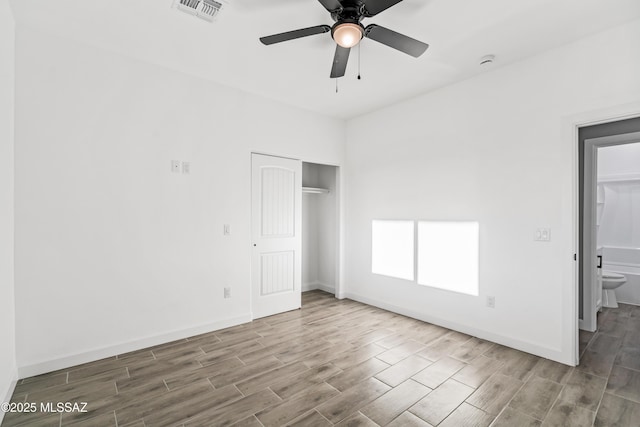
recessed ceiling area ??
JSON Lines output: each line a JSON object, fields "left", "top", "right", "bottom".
{"left": 9, "top": 0, "right": 640, "bottom": 118}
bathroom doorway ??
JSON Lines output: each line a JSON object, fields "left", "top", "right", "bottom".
{"left": 301, "top": 162, "right": 340, "bottom": 301}
{"left": 578, "top": 117, "right": 640, "bottom": 339}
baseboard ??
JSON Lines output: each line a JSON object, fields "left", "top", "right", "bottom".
{"left": 302, "top": 282, "right": 319, "bottom": 292}
{"left": 316, "top": 282, "right": 335, "bottom": 294}
{"left": 18, "top": 314, "right": 252, "bottom": 379}
{"left": 1, "top": 368, "right": 19, "bottom": 424}
{"left": 343, "top": 292, "right": 571, "bottom": 366}
{"left": 617, "top": 300, "right": 640, "bottom": 306}
{"left": 578, "top": 318, "right": 596, "bottom": 333}
{"left": 302, "top": 281, "right": 335, "bottom": 294}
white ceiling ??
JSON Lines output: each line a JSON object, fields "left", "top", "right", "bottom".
{"left": 9, "top": 0, "right": 640, "bottom": 118}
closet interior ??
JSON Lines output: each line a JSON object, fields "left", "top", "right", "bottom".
{"left": 302, "top": 162, "right": 338, "bottom": 296}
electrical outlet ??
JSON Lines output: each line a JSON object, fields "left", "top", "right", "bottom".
{"left": 486, "top": 296, "right": 495, "bottom": 308}
{"left": 182, "top": 162, "right": 190, "bottom": 174}
{"left": 224, "top": 287, "right": 231, "bottom": 299}
{"left": 171, "top": 160, "right": 181, "bottom": 173}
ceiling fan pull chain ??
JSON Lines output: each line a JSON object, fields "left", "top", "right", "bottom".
{"left": 335, "top": 78, "right": 339, "bottom": 93}
{"left": 358, "top": 43, "right": 362, "bottom": 80}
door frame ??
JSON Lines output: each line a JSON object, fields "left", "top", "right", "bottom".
{"left": 250, "top": 151, "right": 343, "bottom": 316}
{"left": 580, "top": 136, "right": 599, "bottom": 333}
{"left": 582, "top": 131, "right": 640, "bottom": 332}
{"left": 570, "top": 105, "right": 640, "bottom": 364}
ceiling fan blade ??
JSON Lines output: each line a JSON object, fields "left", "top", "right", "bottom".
{"left": 260, "top": 25, "right": 331, "bottom": 45}
{"left": 317, "top": 0, "right": 343, "bottom": 12}
{"left": 330, "top": 45, "right": 351, "bottom": 78}
{"left": 363, "top": 0, "right": 403, "bottom": 16}
{"left": 364, "top": 24, "right": 429, "bottom": 57}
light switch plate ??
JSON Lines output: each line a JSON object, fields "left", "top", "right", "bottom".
{"left": 535, "top": 228, "right": 551, "bottom": 241}
{"left": 224, "top": 224, "right": 231, "bottom": 236}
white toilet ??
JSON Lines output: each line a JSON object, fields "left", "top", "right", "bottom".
{"left": 602, "top": 271, "right": 627, "bottom": 308}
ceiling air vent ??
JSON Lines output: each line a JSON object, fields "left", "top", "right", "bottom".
{"left": 174, "top": 0, "right": 224, "bottom": 22}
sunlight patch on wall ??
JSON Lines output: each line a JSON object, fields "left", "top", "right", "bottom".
{"left": 418, "top": 221, "right": 479, "bottom": 296}
{"left": 372, "top": 220, "right": 414, "bottom": 281}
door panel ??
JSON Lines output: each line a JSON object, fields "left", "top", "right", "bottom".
{"left": 260, "top": 251, "right": 295, "bottom": 295}
{"left": 261, "top": 167, "right": 296, "bottom": 237}
{"left": 251, "top": 154, "right": 302, "bottom": 319}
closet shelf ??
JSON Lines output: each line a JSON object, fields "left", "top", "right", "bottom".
{"left": 302, "top": 187, "right": 330, "bottom": 194}
{"left": 598, "top": 174, "right": 640, "bottom": 184}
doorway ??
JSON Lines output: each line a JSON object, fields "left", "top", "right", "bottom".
{"left": 302, "top": 162, "right": 339, "bottom": 298}
{"left": 251, "top": 153, "right": 341, "bottom": 319}
{"left": 578, "top": 117, "right": 640, "bottom": 342}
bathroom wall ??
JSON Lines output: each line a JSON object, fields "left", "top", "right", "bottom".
{"left": 597, "top": 142, "right": 640, "bottom": 248}
{"left": 599, "top": 141, "right": 640, "bottom": 178}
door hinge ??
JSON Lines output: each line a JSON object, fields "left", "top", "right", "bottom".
{"left": 573, "top": 253, "right": 577, "bottom": 261}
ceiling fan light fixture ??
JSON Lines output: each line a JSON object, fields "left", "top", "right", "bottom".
{"left": 332, "top": 23, "right": 364, "bottom": 48}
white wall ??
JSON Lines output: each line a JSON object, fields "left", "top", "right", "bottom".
{"left": 345, "top": 19, "right": 640, "bottom": 364}
{"left": 302, "top": 194, "right": 319, "bottom": 288}
{"left": 302, "top": 164, "right": 319, "bottom": 289}
{"left": 316, "top": 165, "right": 337, "bottom": 290}
{"left": 0, "top": 0, "right": 17, "bottom": 414}
{"left": 14, "top": 28, "right": 345, "bottom": 376}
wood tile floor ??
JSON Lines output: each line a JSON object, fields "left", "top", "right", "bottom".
{"left": 3, "top": 291, "right": 640, "bottom": 427}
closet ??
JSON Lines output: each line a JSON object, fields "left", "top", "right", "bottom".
{"left": 302, "top": 162, "right": 338, "bottom": 296}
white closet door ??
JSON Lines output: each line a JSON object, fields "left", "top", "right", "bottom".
{"left": 251, "top": 153, "right": 302, "bottom": 319}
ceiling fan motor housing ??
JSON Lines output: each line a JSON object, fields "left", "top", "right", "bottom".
{"left": 330, "top": 0, "right": 366, "bottom": 22}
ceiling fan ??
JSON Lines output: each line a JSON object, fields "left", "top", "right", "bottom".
{"left": 259, "top": 0, "right": 429, "bottom": 78}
